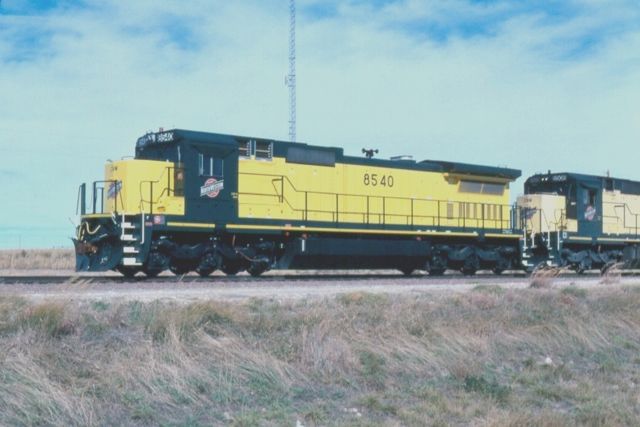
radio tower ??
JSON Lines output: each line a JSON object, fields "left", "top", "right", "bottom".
{"left": 287, "top": 0, "right": 297, "bottom": 142}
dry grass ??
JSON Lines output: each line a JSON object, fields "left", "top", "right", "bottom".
{"left": 529, "top": 265, "right": 566, "bottom": 288}
{"left": 0, "top": 249, "right": 74, "bottom": 270}
{"left": 601, "top": 262, "right": 625, "bottom": 285}
{"left": 1, "top": 287, "right": 640, "bottom": 426}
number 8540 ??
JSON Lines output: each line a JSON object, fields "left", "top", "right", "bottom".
{"left": 363, "top": 173, "right": 394, "bottom": 187}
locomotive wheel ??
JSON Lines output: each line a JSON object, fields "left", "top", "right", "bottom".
{"left": 247, "top": 264, "right": 266, "bottom": 277}
{"left": 399, "top": 267, "right": 415, "bottom": 276}
{"left": 196, "top": 268, "right": 214, "bottom": 277}
{"left": 196, "top": 252, "right": 221, "bottom": 277}
{"left": 575, "top": 257, "right": 592, "bottom": 275}
{"left": 221, "top": 264, "right": 241, "bottom": 276}
{"left": 144, "top": 268, "right": 162, "bottom": 278}
{"left": 426, "top": 257, "right": 446, "bottom": 276}
{"left": 170, "top": 264, "right": 191, "bottom": 276}
{"left": 461, "top": 255, "right": 479, "bottom": 276}
{"left": 144, "top": 251, "right": 169, "bottom": 278}
{"left": 117, "top": 266, "right": 139, "bottom": 278}
{"left": 492, "top": 257, "right": 510, "bottom": 275}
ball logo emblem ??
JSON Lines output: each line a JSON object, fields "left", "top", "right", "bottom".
{"left": 200, "top": 178, "right": 224, "bottom": 198}
{"left": 524, "top": 207, "right": 537, "bottom": 220}
{"left": 584, "top": 205, "right": 596, "bottom": 221}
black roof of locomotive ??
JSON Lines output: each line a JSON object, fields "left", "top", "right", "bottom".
{"left": 526, "top": 172, "right": 640, "bottom": 196}
{"left": 136, "top": 129, "right": 521, "bottom": 181}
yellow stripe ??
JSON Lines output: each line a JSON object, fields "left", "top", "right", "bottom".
{"left": 167, "top": 222, "right": 216, "bottom": 229}
{"left": 81, "top": 213, "right": 113, "bottom": 219}
{"left": 566, "top": 236, "right": 592, "bottom": 241}
{"left": 597, "top": 237, "right": 640, "bottom": 243}
{"left": 226, "top": 223, "right": 479, "bottom": 237}
{"left": 484, "top": 233, "right": 521, "bottom": 239}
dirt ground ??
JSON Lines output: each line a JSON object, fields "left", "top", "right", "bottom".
{"left": 2, "top": 273, "right": 639, "bottom": 303}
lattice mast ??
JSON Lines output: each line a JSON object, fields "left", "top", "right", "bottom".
{"left": 287, "top": 0, "right": 297, "bottom": 142}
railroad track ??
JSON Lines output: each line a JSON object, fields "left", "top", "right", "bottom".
{"left": 2, "top": 270, "right": 637, "bottom": 285}
{"left": 0, "top": 273, "right": 522, "bottom": 285}
{"left": 2, "top": 271, "right": 639, "bottom": 303}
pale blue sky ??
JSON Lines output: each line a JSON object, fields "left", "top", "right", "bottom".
{"left": 1, "top": 0, "right": 639, "bottom": 248}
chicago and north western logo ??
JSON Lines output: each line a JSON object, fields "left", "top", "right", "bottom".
{"left": 107, "top": 181, "right": 122, "bottom": 199}
{"left": 523, "top": 207, "right": 537, "bottom": 220}
{"left": 584, "top": 205, "right": 596, "bottom": 221}
{"left": 200, "top": 178, "right": 224, "bottom": 198}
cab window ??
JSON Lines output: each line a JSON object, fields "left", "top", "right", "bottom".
{"left": 255, "top": 140, "right": 273, "bottom": 160}
{"left": 198, "top": 153, "right": 224, "bottom": 178}
{"left": 582, "top": 188, "right": 596, "bottom": 206}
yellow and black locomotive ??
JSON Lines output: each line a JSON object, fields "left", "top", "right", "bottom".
{"left": 74, "top": 129, "right": 524, "bottom": 277}
{"left": 517, "top": 172, "right": 640, "bottom": 272}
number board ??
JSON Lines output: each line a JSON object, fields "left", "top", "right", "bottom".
{"left": 363, "top": 173, "right": 394, "bottom": 188}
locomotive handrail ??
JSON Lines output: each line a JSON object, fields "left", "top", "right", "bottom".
{"left": 139, "top": 182, "right": 172, "bottom": 214}
{"left": 90, "top": 180, "right": 125, "bottom": 215}
{"left": 76, "top": 183, "right": 86, "bottom": 215}
{"left": 239, "top": 172, "right": 513, "bottom": 231}
{"left": 237, "top": 190, "right": 485, "bottom": 227}
{"left": 139, "top": 180, "right": 157, "bottom": 215}
{"left": 517, "top": 204, "right": 566, "bottom": 234}
{"left": 539, "top": 207, "right": 565, "bottom": 232}
{"left": 138, "top": 166, "right": 184, "bottom": 214}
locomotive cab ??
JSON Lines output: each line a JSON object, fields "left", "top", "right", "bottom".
{"left": 74, "top": 129, "right": 240, "bottom": 275}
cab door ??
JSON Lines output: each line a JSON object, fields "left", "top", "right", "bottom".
{"left": 185, "top": 143, "right": 238, "bottom": 223}
{"left": 578, "top": 185, "right": 602, "bottom": 236}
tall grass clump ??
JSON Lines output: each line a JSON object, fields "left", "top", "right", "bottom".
{"left": 19, "top": 302, "right": 75, "bottom": 337}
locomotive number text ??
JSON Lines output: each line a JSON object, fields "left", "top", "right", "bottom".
{"left": 363, "top": 173, "right": 394, "bottom": 187}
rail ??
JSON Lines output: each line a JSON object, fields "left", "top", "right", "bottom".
{"left": 238, "top": 172, "right": 514, "bottom": 231}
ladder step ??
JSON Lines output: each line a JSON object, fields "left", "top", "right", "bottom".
{"left": 123, "top": 246, "right": 139, "bottom": 254}
{"left": 122, "top": 257, "right": 142, "bottom": 266}
{"left": 121, "top": 235, "right": 136, "bottom": 241}
{"left": 121, "top": 222, "right": 135, "bottom": 229}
